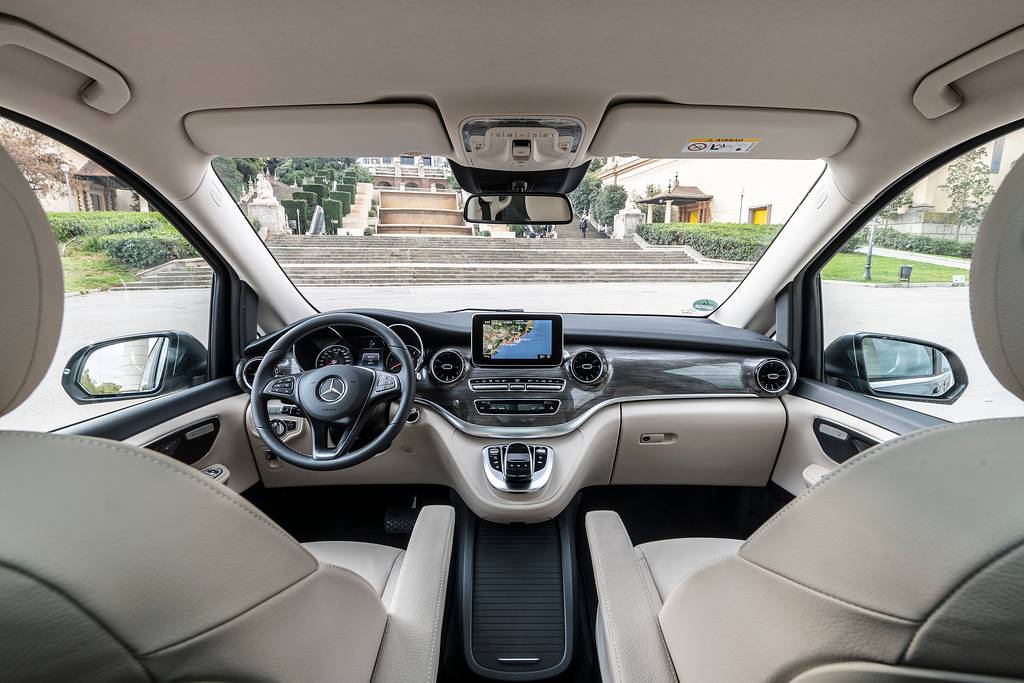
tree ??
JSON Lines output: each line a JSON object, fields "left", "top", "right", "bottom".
{"left": 569, "top": 172, "right": 602, "bottom": 215}
{"left": 0, "top": 119, "right": 75, "bottom": 195}
{"left": 212, "top": 157, "right": 245, "bottom": 200}
{"left": 349, "top": 163, "right": 374, "bottom": 184}
{"left": 593, "top": 184, "right": 627, "bottom": 226}
{"left": 938, "top": 146, "right": 995, "bottom": 240}
{"left": 876, "top": 188, "right": 913, "bottom": 227}
{"left": 634, "top": 183, "right": 664, "bottom": 223}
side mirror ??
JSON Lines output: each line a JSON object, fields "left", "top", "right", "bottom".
{"left": 61, "top": 331, "right": 207, "bottom": 404}
{"left": 464, "top": 193, "right": 574, "bottom": 225}
{"left": 824, "top": 333, "right": 968, "bottom": 404}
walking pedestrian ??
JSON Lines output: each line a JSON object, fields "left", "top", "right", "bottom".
{"left": 579, "top": 214, "right": 589, "bottom": 239}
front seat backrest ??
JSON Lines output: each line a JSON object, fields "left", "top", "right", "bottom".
{"left": 0, "top": 140, "right": 63, "bottom": 415}
{"left": 0, "top": 141, "right": 417, "bottom": 682}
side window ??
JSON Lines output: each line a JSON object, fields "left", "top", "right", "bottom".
{"left": 0, "top": 116, "right": 212, "bottom": 430}
{"left": 820, "top": 130, "right": 1024, "bottom": 421}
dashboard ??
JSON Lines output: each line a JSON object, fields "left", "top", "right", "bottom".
{"left": 236, "top": 309, "right": 796, "bottom": 522}
{"left": 238, "top": 310, "right": 795, "bottom": 436}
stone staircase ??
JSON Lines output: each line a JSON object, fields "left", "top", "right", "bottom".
{"left": 120, "top": 235, "right": 749, "bottom": 289}
{"left": 376, "top": 190, "right": 471, "bottom": 236}
{"left": 339, "top": 182, "right": 373, "bottom": 235}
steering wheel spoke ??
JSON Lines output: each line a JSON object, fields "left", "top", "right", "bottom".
{"left": 369, "top": 369, "right": 403, "bottom": 403}
{"left": 259, "top": 372, "right": 300, "bottom": 401}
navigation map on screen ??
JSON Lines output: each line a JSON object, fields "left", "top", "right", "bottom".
{"left": 481, "top": 318, "right": 553, "bottom": 361}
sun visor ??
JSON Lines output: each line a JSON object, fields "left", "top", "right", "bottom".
{"left": 183, "top": 104, "right": 453, "bottom": 157}
{"left": 589, "top": 104, "right": 856, "bottom": 160}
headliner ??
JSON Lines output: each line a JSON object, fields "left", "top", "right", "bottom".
{"left": 1, "top": 0, "right": 1024, "bottom": 201}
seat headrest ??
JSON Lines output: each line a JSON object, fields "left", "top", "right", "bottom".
{"left": 970, "top": 150, "right": 1024, "bottom": 402}
{"left": 0, "top": 144, "right": 64, "bottom": 416}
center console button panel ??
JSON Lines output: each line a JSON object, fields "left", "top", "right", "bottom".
{"left": 482, "top": 442, "right": 554, "bottom": 492}
{"left": 469, "top": 377, "right": 564, "bottom": 392}
{"left": 475, "top": 399, "right": 560, "bottom": 415}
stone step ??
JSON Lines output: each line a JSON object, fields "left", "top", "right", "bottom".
{"left": 266, "top": 236, "right": 645, "bottom": 249}
{"left": 268, "top": 251, "right": 695, "bottom": 264}
{"left": 375, "top": 225, "right": 474, "bottom": 236}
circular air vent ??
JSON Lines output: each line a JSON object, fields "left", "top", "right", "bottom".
{"left": 570, "top": 349, "right": 605, "bottom": 384}
{"left": 755, "top": 359, "right": 792, "bottom": 394}
{"left": 240, "top": 356, "right": 263, "bottom": 392}
{"left": 430, "top": 349, "right": 465, "bottom": 384}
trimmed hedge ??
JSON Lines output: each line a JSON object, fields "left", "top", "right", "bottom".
{"left": 48, "top": 211, "right": 170, "bottom": 242}
{"left": 280, "top": 200, "right": 308, "bottom": 232}
{"left": 329, "top": 190, "right": 352, "bottom": 214}
{"left": 638, "top": 222, "right": 780, "bottom": 261}
{"left": 301, "top": 183, "right": 327, "bottom": 204}
{"left": 291, "top": 191, "right": 318, "bottom": 212}
{"left": 869, "top": 227, "right": 973, "bottom": 259}
{"left": 337, "top": 182, "right": 355, "bottom": 201}
{"left": 322, "top": 198, "right": 343, "bottom": 235}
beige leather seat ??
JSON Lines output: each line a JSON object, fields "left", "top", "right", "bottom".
{"left": 0, "top": 146, "right": 454, "bottom": 682}
{"left": 588, "top": 156, "right": 1024, "bottom": 683}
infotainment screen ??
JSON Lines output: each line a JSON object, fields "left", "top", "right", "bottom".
{"left": 472, "top": 314, "right": 563, "bottom": 367}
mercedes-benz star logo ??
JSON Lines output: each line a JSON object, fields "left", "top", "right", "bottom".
{"left": 317, "top": 377, "right": 347, "bottom": 403}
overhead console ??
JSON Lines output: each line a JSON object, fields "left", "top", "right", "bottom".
{"left": 458, "top": 116, "right": 585, "bottom": 171}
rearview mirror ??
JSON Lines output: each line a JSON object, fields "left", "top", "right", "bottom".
{"left": 824, "top": 332, "right": 968, "bottom": 404}
{"left": 62, "top": 331, "right": 207, "bottom": 404}
{"left": 464, "top": 193, "right": 574, "bottom": 225}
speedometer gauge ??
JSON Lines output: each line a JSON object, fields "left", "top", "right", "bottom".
{"left": 315, "top": 344, "right": 354, "bottom": 368}
{"left": 386, "top": 345, "right": 422, "bottom": 373}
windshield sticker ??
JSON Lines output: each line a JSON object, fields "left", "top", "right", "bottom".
{"left": 684, "top": 137, "right": 760, "bottom": 153}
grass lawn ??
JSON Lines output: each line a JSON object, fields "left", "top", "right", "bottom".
{"left": 61, "top": 254, "right": 137, "bottom": 292}
{"left": 822, "top": 253, "right": 969, "bottom": 284}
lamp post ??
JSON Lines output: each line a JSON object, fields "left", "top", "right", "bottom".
{"left": 863, "top": 221, "right": 877, "bottom": 280}
{"left": 60, "top": 162, "right": 73, "bottom": 211}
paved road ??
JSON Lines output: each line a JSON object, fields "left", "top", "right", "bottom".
{"left": 1, "top": 282, "right": 1019, "bottom": 432}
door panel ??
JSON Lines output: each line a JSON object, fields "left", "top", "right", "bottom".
{"left": 773, "top": 394, "right": 897, "bottom": 496}
{"left": 123, "top": 394, "right": 258, "bottom": 493}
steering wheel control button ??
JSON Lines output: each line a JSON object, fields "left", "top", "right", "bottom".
{"left": 316, "top": 377, "right": 347, "bottom": 403}
{"left": 269, "top": 377, "right": 294, "bottom": 395}
{"left": 270, "top": 419, "right": 287, "bottom": 437}
{"left": 482, "top": 443, "right": 554, "bottom": 492}
{"left": 375, "top": 374, "right": 398, "bottom": 392}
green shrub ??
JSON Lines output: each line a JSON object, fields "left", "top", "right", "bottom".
{"left": 870, "top": 228, "right": 973, "bottom": 259}
{"left": 280, "top": 200, "right": 308, "bottom": 232}
{"left": 363, "top": 227, "right": 374, "bottom": 236}
{"left": 292, "top": 191, "right": 318, "bottom": 212}
{"left": 47, "top": 211, "right": 170, "bottom": 242}
{"left": 368, "top": 208, "right": 377, "bottom": 217}
{"left": 84, "top": 232, "right": 196, "bottom": 269}
{"left": 337, "top": 182, "right": 355, "bottom": 199}
{"left": 301, "top": 183, "right": 327, "bottom": 204}
{"left": 329, "top": 190, "right": 352, "bottom": 214}
{"left": 322, "top": 198, "right": 343, "bottom": 235}
{"left": 637, "top": 222, "right": 781, "bottom": 261}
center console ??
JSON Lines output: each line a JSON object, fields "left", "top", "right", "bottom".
{"left": 482, "top": 442, "right": 553, "bottom": 492}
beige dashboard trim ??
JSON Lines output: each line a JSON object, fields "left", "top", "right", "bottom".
{"left": 415, "top": 392, "right": 759, "bottom": 439}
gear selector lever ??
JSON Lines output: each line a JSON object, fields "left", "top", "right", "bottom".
{"left": 482, "top": 442, "right": 554, "bottom": 492}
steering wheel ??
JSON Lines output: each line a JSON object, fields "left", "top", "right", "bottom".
{"left": 250, "top": 313, "right": 416, "bottom": 470}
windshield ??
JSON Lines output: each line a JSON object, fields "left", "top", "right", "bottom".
{"left": 214, "top": 155, "right": 825, "bottom": 315}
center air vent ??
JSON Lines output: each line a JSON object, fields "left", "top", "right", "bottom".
{"left": 430, "top": 349, "right": 465, "bottom": 384}
{"left": 755, "top": 359, "right": 792, "bottom": 394}
{"left": 570, "top": 350, "right": 605, "bottom": 383}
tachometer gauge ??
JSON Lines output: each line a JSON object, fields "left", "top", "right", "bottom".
{"left": 315, "top": 344, "right": 353, "bottom": 368}
{"left": 386, "top": 345, "right": 422, "bottom": 373}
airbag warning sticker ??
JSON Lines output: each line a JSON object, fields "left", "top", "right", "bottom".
{"left": 685, "top": 138, "right": 760, "bottom": 153}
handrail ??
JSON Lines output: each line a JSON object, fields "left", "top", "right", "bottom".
{"left": 0, "top": 16, "right": 131, "bottom": 114}
{"left": 913, "top": 24, "right": 1024, "bottom": 119}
